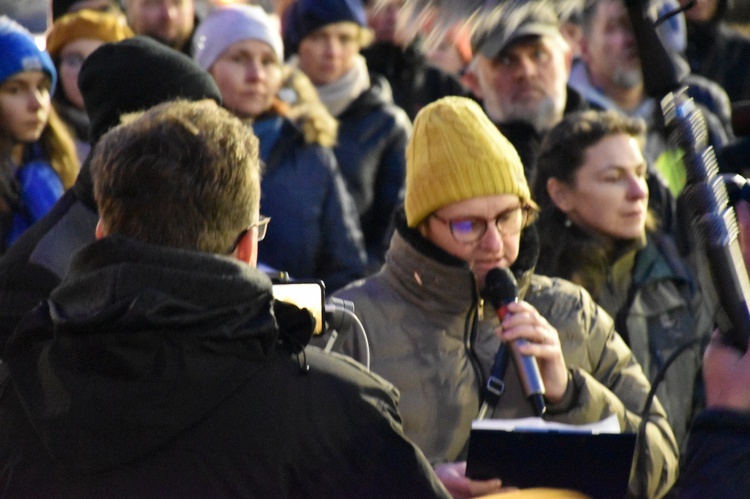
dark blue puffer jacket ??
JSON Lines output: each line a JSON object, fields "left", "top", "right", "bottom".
{"left": 256, "top": 115, "right": 366, "bottom": 293}
{"left": 333, "top": 75, "right": 412, "bottom": 270}
{"left": 5, "top": 146, "right": 64, "bottom": 250}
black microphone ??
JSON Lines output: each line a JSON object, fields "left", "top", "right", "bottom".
{"left": 483, "top": 268, "right": 546, "bottom": 416}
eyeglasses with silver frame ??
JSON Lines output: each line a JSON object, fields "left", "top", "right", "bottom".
{"left": 227, "top": 215, "right": 271, "bottom": 254}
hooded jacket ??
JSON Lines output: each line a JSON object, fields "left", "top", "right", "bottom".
{"left": 0, "top": 235, "right": 449, "bottom": 498}
{"left": 333, "top": 210, "right": 680, "bottom": 498}
{"left": 255, "top": 67, "right": 367, "bottom": 292}
{"left": 0, "top": 160, "right": 98, "bottom": 353}
{"left": 256, "top": 115, "right": 366, "bottom": 292}
{"left": 536, "top": 221, "right": 712, "bottom": 447}
{"left": 333, "top": 74, "right": 412, "bottom": 269}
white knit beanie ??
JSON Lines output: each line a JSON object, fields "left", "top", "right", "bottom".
{"left": 193, "top": 5, "right": 283, "bottom": 72}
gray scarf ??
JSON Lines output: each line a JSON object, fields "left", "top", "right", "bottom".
{"left": 312, "top": 54, "right": 371, "bottom": 117}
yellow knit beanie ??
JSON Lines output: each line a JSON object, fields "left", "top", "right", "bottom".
{"left": 405, "top": 96, "right": 531, "bottom": 227}
{"left": 46, "top": 9, "right": 134, "bottom": 59}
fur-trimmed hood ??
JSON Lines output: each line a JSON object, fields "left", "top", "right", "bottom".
{"left": 278, "top": 65, "right": 338, "bottom": 148}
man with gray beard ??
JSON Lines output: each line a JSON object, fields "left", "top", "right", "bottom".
{"left": 569, "top": 0, "right": 731, "bottom": 166}
{"left": 570, "top": 0, "right": 649, "bottom": 119}
{"left": 463, "top": 0, "right": 589, "bottom": 180}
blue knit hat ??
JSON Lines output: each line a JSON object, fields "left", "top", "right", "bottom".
{"left": 0, "top": 16, "right": 57, "bottom": 93}
{"left": 285, "top": 0, "right": 367, "bottom": 52}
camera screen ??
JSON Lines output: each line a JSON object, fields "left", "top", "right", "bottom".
{"left": 272, "top": 281, "right": 325, "bottom": 335}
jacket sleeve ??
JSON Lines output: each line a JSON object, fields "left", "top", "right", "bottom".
{"left": 0, "top": 259, "right": 60, "bottom": 356}
{"left": 360, "top": 109, "right": 411, "bottom": 268}
{"left": 308, "top": 349, "right": 452, "bottom": 498}
{"left": 678, "top": 409, "right": 750, "bottom": 498}
{"left": 544, "top": 284, "right": 680, "bottom": 499}
{"left": 315, "top": 149, "right": 367, "bottom": 293}
{"left": 16, "top": 162, "right": 64, "bottom": 223}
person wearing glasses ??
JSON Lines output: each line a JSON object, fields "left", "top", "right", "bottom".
{"left": 46, "top": 9, "right": 134, "bottom": 163}
{"left": 332, "top": 96, "right": 679, "bottom": 498}
{"left": 0, "top": 99, "right": 451, "bottom": 497}
{"left": 532, "top": 110, "right": 713, "bottom": 450}
{"left": 0, "top": 36, "right": 222, "bottom": 357}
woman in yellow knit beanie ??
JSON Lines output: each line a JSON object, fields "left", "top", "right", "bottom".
{"left": 402, "top": 96, "right": 538, "bottom": 289}
{"left": 404, "top": 95, "right": 535, "bottom": 229}
{"left": 332, "top": 96, "right": 678, "bottom": 498}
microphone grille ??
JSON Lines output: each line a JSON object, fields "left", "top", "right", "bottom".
{"left": 482, "top": 268, "right": 518, "bottom": 308}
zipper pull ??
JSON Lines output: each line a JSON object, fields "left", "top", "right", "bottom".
{"left": 478, "top": 297, "right": 484, "bottom": 321}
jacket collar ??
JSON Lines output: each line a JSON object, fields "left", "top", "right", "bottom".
{"left": 48, "top": 235, "right": 278, "bottom": 350}
{"left": 384, "top": 211, "right": 477, "bottom": 314}
{"left": 4, "top": 235, "right": 289, "bottom": 471}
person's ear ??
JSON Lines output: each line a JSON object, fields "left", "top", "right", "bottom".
{"left": 562, "top": 39, "right": 573, "bottom": 75}
{"left": 231, "top": 228, "right": 258, "bottom": 267}
{"left": 95, "top": 219, "right": 107, "bottom": 240}
{"left": 547, "top": 177, "right": 574, "bottom": 212}
{"left": 462, "top": 61, "right": 484, "bottom": 100}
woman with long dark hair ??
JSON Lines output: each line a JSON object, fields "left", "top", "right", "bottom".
{"left": 533, "top": 109, "right": 713, "bottom": 446}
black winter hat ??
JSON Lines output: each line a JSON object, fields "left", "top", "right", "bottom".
{"left": 79, "top": 35, "right": 222, "bottom": 145}
{"left": 52, "top": 0, "right": 80, "bottom": 21}
{"left": 284, "top": 0, "right": 367, "bottom": 53}
{"left": 52, "top": 0, "right": 120, "bottom": 20}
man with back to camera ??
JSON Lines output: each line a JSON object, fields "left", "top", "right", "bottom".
{"left": 0, "top": 99, "right": 450, "bottom": 498}
{"left": 0, "top": 35, "right": 221, "bottom": 356}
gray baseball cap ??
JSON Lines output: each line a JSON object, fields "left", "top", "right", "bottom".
{"left": 471, "top": 1, "right": 561, "bottom": 60}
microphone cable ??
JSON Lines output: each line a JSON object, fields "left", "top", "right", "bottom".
{"left": 654, "top": 0, "right": 696, "bottom": 27}
{"left": 323, "top": 298, "right": 371, "bottom": 371}
{"left": 633, "top": 337, "right": 703, "bottom": 498}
